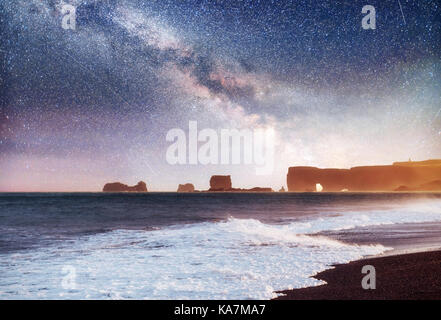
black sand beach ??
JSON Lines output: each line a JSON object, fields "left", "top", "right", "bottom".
{"left": 275, "top": 250, "right": 441, "bottom": 300}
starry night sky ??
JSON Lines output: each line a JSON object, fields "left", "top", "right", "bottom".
{"left": 0, "top": 0, "right": 440, "bottom": 191}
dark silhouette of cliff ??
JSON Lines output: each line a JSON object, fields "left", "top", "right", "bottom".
{"left": 103, "top": 181, "right": 148, "bottom": 192}
{"left": 287, "top": 160, "right": 441, "bottom": 192}
{"left": 177, "top": 183, "right": 195, "bottom": 192}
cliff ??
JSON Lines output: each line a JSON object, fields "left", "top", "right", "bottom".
{"left": 103, "top": 181, "right": 148, "bottom": 192}
{"left": 177, "top": 183, "right": 195, "bottom": 192}
{"left": 287, "top": 160, "right": 441, "bottom": 192}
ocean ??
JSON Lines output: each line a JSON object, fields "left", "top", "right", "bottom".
{"left": 1, "top": 192, "right": 441, "bottom": 299}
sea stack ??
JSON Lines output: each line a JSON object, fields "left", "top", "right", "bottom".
{"left": 209, "top": 175, "right": 232, "bottom": 191}
{"left": 103, "top": 181, "right": 148, "bottom": 192}
{"left": 177, "top": 183, "right": 195, "bottom": 192}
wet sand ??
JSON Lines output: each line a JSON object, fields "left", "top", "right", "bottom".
{"left": 275, "top": 250, "right": 441, "bottom": 300}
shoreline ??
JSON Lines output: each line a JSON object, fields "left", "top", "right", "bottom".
{"left": 274, "top": 248, "right": 441, "bottom": 300}
{"left": 1, "top": 191, "right": 441, "bottom": 195}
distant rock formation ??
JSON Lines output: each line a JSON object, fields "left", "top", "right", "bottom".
{"left": 279, "top": 187, "right": 285, "bottom": 192}
{"left": 211, "top": 187, "right": 273, "bottom": 192}
{"left": 238, "top": 187, "right": 273, "bottom": 192}
{"left": 177, "top": 183, "right": 195, "bottom": 192}
{"left": 209, "top": 175, "right": 232, "bottom": 191}
{"left": 287, "top": 160, "right": 441, "bottom": 192}
{"left": 103, "top": 181, "right": 148, "bottom": 192}
{"left": 208, "top": 175, "right": 272, "bottom": 192}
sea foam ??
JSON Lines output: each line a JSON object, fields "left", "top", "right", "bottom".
{"left": 1, "top": 200, "right": 440, "bottom": 299}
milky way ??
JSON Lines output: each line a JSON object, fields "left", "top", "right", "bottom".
{"left": 0, "top": 0, "right": 440, "bottom": 191}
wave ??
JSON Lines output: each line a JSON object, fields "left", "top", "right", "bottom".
{"left": 292, "top": 200, "right": 441, "bottom": 234}
{"left": 1, "top": 200, "right": 440, "bottom": 299}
